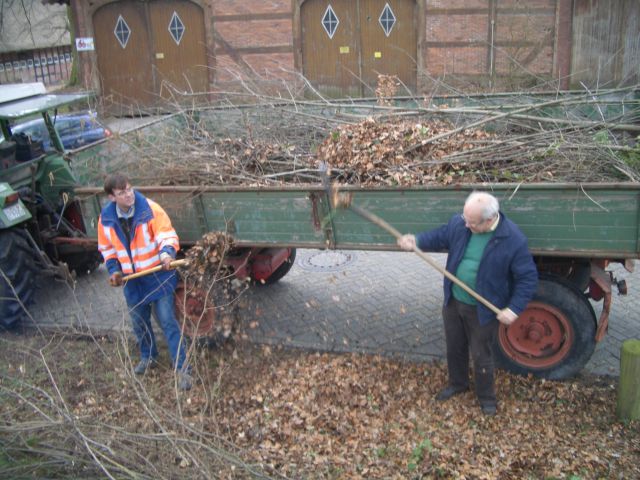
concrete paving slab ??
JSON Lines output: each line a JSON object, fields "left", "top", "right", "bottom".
{"left": 23, "top": 249, "right": 638, "bottom": 378}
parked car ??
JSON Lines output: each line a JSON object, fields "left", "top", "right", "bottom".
{"left": 10, "top": 111, "right": 111, "bottom": 151}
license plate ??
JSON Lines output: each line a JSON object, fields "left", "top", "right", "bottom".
{"left": 3, "top": 202, "right": 28, "bottom": 221}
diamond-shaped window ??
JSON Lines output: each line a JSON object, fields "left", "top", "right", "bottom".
{"left": 168, "top": 11, "right": 185, "bottom": 45}
{"left": 114, "top": 15, "right": 131, "bottom": 48}
{"left": 379, "top": 3, "right": 396, "bottom": 37}
{"left": 322, "top": 5, "right": 339, "bottom": 39}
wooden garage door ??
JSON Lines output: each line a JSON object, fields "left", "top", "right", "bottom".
{"left": 301, "top": 0, "right": 417, "bottom": 97}
{"left": 148, "top": 0, "right": 208, "bottom": 100}
{"left": 301, "top": 0, "right": 360, "bottom": 97}
{"left": 94, "top": 1, "right": 155, "bottom": 108}
{"left": 93, "top": 0, "right": 208, "bottom": 111}
{"left": 359, "top": 0, "right": 416, "bottom": 93}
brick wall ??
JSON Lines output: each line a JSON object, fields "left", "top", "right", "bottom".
{"left": 211, "top": 0, "right": 296, "bottom": 94}
{"left": 211, "top": 0, "right": 563, "bottom": 94}
{"left": 423, "top": 0, "right": 560, "bottom": 91}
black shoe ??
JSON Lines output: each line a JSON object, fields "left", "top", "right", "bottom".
{"left": 133, "top": 358, "right": 157, "bottom": 375}
{"left": 435, "top": 385, "right": 468, "bottom": 402}
{"left": 481, "top": 403, "right": 497, "bottom": 416}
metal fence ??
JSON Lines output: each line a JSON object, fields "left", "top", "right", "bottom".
{"left": 0, "top": 46, "right": 73, "bottom": 86}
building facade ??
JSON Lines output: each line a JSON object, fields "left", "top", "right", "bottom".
{"left": 0, "top": 0, "right": 74, "bottom": 87}
{"left": 64, "top": 0, "right": 638, "bottom": 109}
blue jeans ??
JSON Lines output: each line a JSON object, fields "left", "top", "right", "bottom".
{"left": 128, "top": 293, "right": 188, "bottom": 371}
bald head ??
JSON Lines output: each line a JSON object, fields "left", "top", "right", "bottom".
{"left": 465, "top": 192, "right": 499, "bottom": 219}
{"left": 462, "top": 192, "right": 500, "bottom": 233}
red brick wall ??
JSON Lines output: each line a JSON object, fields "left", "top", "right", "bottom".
{"left": 211, "top": 0, "right": 295, "bottom": 93}
{"left": 423, "top": 0, "right": 561, "bottom": 90}
{"left": 212, "top": 0, "right": 562, "bottom": 93}
{"left": 215, "top": 20, "right": 291, "bottom": 48}
{"left": 213, "top": 0, "right": 288, "bottom": 15}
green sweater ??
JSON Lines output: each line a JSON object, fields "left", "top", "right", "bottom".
{"left": 452, "top": 231, "right": 495, "bottom": 305}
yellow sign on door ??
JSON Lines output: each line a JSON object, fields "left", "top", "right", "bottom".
{"left": 339, "top": 46, "right": 350, "bottom": 54}
{"left": 374, "top": 51, "right": 382, "bottom": 58}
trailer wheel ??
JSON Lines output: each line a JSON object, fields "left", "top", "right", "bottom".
{"left": 0, "top": 230, "right": 39, "bottom": 329}
{"left": 261, "top": 248, "right": 296, "bottom": 285}
{"left": 493, "top": 276, "right": 597, "bottom": 380}
{"left": 174, "top": 280, "right": 239, "bottom": 347}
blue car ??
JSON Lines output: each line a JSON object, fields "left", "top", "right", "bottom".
{"left": 10, "top": 111, "right": 112, "bottom": 151}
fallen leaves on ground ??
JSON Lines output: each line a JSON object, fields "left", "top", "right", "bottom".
{"left": 1, "top": 333, "right": 638, "bottom": 479}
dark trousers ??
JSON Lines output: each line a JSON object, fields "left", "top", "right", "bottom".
{"left": 442, "top": 298, "right": 499, "bottom": 405}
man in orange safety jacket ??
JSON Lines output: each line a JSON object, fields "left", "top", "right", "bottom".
{"left": 98, "top": 173, "right": 191, "bottom": 390}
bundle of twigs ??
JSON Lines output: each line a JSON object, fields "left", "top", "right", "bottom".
{"left": 179, "top": 231, "right": 235, "bottom": 290}
{"left": 84, "top": 85, "right": 640, "bottom": 187}
{"left": 154, "top": 138, "right": 318, "bottom": 186}
{"left": 317, "top": 117, "right": 640, "bottom": 185}
{"left": 0, "top": 333, "right": 268, "bottom": 479}
{"left": 176, "top": 232, "right": 246, "bottom": 341}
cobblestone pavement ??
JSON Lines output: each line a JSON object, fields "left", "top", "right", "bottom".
{"left": 25, "top": 250, "right": 639, "bottom": 377}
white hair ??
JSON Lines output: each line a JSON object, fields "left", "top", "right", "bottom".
{"left": 465, "top": 191, "right": 500, "bottom": 220}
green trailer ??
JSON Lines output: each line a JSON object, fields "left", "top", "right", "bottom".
{"left": 2, "top": 87, "right": 638, "bottom": 380}
{"left": 75, "top": 181, "right": 639, "bottom": 380}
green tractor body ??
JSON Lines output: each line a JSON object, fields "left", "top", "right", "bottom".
{"left": 0, "top": 83, "right": 102, "bottom": 328}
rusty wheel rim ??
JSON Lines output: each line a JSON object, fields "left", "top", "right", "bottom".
{"left": 174, "top": 283, "right": 216, "bottom": 338}
{"left": 498, "top": 301, "right": 574, "bottom": 369}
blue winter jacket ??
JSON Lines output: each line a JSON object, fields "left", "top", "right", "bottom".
{"left": 416, "top": 212, "right": 538, "bottom": 325}
{"left": 100, "top": 191, "right": 178, "bottom": 307}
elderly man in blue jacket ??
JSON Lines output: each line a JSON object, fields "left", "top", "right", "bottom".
{"left": 398, "top": 191, "right": 538, "bottom": 416}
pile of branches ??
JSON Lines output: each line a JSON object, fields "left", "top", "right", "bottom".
{"left": 177, "top": 232, "right": 246, "bottom": 341}
{"left": 120, "top": 136, "right": 318, "bottom": 186}
{"left": 96, "top": 106, "right": 334, "bottom": 187}
{"left": 97, "top": 87, "right": 640, "bottom": 187}
{"left": 116, "top": 117, "right": 638, "bottom": 187}
{"left": 179, "top": 231, "right": 236, "bottom": 290}
{"left": 317, "top": 116, "right": 640, "bottom": 185}
{"left": 318, "top": 117, "right": 498, "bottom": 185}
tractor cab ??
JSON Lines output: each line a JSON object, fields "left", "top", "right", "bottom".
{"left": 0, "top": 83, "right": 102, "bottom": 329}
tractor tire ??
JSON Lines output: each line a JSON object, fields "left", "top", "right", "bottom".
{"left": 493, "top": 275, "right": 597, "bottom": 380}
{"left": 0, "top": 229, "right": 40, "bottom": 329}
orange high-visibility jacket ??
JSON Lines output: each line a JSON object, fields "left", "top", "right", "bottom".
{"left": 98, "top": 194, "right": 180, "bottom": 275}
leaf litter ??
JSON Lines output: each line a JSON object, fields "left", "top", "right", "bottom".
{"left": 1, "top": 333, "right": 638, "bottom": 479}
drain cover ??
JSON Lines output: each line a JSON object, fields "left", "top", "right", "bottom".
{"left": 297, "top": 250, "right": 358, "bottom": 272}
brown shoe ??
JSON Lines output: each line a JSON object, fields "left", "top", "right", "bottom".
{"left": 435, "top": 385, "right": 468, "bottom": 402}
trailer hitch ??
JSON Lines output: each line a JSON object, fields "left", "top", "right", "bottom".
{"left": 24, "top": 230, "right": 76, "bottom": 286}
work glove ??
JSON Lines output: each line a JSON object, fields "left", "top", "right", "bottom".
{"left": 109, "top": 271, "right": 123, "bottom": 287}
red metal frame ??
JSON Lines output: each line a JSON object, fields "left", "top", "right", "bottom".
{"left": 499, "top": 301, "right": 574, "bottom": 369}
